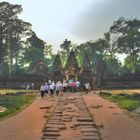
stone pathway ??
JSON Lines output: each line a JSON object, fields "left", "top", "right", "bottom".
{"left": 42, "top": 94, "right": 101, "bottom": 140}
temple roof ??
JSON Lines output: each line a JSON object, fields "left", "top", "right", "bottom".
{"left": 65, "top": 50, "right": 79, "bottom": 72}
{"left": 52, "top": 54, "right": 63, "bottom": 73}
{"left": 82, "top": 53, "right": 92, "bottom": 70}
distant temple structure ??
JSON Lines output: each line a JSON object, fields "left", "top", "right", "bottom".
{"left": 32, "top": 61, "right": 48, "bottom": 77}
{"left": 30, "top": 50, "right": 106, "bottom": 89}
{"left": 51, "top": 50, "right": 95, "bottom": 89}
{"left": 64, "top": 50, "right": 79, "bottom": 81}
{"left": 52, "top": 54, "right": 63, "bottom": 82}
{"left": 80, "top": 54, "right": 94, "bottom": 89}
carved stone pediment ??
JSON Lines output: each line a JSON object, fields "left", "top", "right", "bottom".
{"left": 33, "top": 61, "right": 47, "bottom": 76}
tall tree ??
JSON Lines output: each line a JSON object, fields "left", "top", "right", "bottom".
{"left": 59, "top": 39, "right": 72, "bottom": 66}
{"left": 110, "top": 17, "right": 140, "bottom": 73}
{"left": 43, "top": 44, "right": 54, "bottom": 66}
{"left": 0, "top": 2, "right": 32, "bottom": 77}
{"left": 24, "top": 33, "right": 45, "bottom": 72}
{"left": 60, "top": 39, "right": 72, "bottom": 52}
{"left": 0, "top": 2, "right": 22, "bottom": 64}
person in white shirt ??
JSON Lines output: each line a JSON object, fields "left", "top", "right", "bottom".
{"left": 63, "top": 81, "right": 68, "bottom": 93}
{"left": 55, "top": 82, "right": 61, "bottom": 96}
{"left": 49, "top": 82, "right": 55, "bottom": 96}
{"left": 40, "top": 84, "right": 45, "bottom": 98}
{"left": 85, "top": 83, "right": 90, "bottom": 94}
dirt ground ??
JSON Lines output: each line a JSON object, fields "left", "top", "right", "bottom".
{"left": 0, "top": 92, "right": 140, "bottom": 140}
{"left": 0, "top": 96, "right": 57, "bottom": 140}
{"left": 83, "top": 92, "right": 140, "bottom": 140}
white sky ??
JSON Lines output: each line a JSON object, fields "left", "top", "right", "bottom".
{"left": 4, "top": 0, "right": 94, "bottom": 52}
{"left": 2, "top": 0, "right": 140, "bottom": 58}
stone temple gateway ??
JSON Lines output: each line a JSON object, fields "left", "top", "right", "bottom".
{"left": 52, "top": 50, "right": 96, "bottom": 89}
{"left": 64, "top": 50, "right": 79, "bottom": 81}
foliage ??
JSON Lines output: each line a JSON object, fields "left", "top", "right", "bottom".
{"left": 0, "top": 2, "right": 53, "bottom": 77}
{"left": 100, "top": 93, "right": 140, "bottom": 111}
{"left": 59, "top": 39, "right": 73, "bottom": 67}
{"left": 44, "top": 44, "right": 55, "bottom": 67}
{"left": 110, "top": 17, "right": 140, "bottom": 73}
{"left": 104, "top": 55, "right": 122, "bottom": 76}
{"left": 23, "top": 33, "right": 46, "bottom": 71}
{"left": 75, "top": 43, "right": 88, "bottom": 67}
{"left": 60, "top": 39, "right": 72, "bottom": 52}
{"left": 0, "top": 2, "right": 32, "bottom": 77}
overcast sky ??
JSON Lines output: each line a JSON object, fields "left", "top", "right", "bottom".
{"left": 3, "top": 0, "right": 140, "bottom": 53}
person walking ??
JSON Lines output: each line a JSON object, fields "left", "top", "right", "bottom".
{"left": 55, "top": 82, "right": 61, "bottom": 96}
{"left": 70, "top": 81, "right": 76, "bottom": 93}
{"left": 85, "top": 82, "right": 90, "bottom": 94}
{"left": 63, "top": 81, "right": 68, "bottom": 93}
{"left": 76, "top": 80, "right": 80, "bottom": 92}
{"left": 44, "top": 82, "right": 49, "bottom": 97}
{"left": 49, "top": 82, "right": 55, "bottom": 97}
{"left": 40, "top": 84, "right": 45, "bottom": 98}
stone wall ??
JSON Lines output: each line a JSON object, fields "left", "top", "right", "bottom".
{"left": 101, "top": 76, "right": 140, "bottom": 89}
{"left": 0, "top": 78, "right": 47, "bottom": 89}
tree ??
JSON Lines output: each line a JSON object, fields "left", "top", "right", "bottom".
{"left": 59, "top": 39, "right": 72, "bottom": 67}
{"left": 104, "top": 55, "right": 122, "bottom": 76}
{"left": 110, "top": 17, "right": 140, "bottom": 73}
{"left": 75, "top": 43, "right": 89, "bottom": 67}
{"left": 0, "top": 2, "right": 32, "bottom": 77}
{"left": 0, "top": 2, "right": 22, "bottom": 64}
{"left": 6, "top": 19, "right": 32, "bottom": 77}
{"left": 60, "top": 39, "right": 72, "bottom": 52}
{"left": 44, "top": 44, "right": 55, "bottom": 67}
{"left": 24, "top": 33, "right": 45, "bottom": 72}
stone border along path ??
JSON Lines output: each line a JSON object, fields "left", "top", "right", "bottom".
{"left": 41, "top": 94, "right": 102, "bottom": 140}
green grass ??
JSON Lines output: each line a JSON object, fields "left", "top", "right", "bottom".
{"left": 0, "top": 94, "right": 35, "bottom": 120}
{"left": 0, "top": 89, "right": 38, "bottom": 95}
{"left": 100, "top": 94, "right": 140, "bottom": 111}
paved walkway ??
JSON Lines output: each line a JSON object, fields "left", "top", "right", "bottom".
{"left": 0, "top": 93, "right": 140, "bottom": 140}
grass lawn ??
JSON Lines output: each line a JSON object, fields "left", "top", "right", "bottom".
{"left": 0, "top": 94, "right": 35, "bottom": 120}
{"left": 0, "top": 89, "right": 38, "bottom": 95}
{"left": 100, "top": 93, "right": 140, "bottom": 111}
{"left": 100, "top": 89, "right": 140, "bottom": 95}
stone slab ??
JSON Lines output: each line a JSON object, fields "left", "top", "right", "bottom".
{"left": 77, "top": 117, "right": 93, "bottom": 122}
{"left": 46, "top": 124, "right": 66, "bottom": 130}
{"left": 80, "top": 127, "right": 98, "bottom": 133}
{"left": 43, "top": 132, "right": 60, "bottom": 136}
{"left": 82, "top": 136, "right": 99, "bottom": 140}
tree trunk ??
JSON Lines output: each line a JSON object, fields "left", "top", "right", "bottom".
{"left": 7, "top": 29, "right": 13, "bottom": 78}
{"left": 131, "top": 49, "right": 135, "bottom": 74}
{"left": 0, "top": 23, "right": 2, "bottom": 64}
{"left": 0, "top": 23, "right": 3, "bottom": 76}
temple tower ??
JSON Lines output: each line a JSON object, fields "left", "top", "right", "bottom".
{"left": 80, "top": 54, "right": 95, "bottom": 89}
{"left": 52, "top": 54, "right": 63, "bottom": 82}
{"left": 64, "top": 50, "right": 79, "bottom": 81}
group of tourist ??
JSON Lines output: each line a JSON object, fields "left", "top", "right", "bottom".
{"left": 40, "top": 80, "right": 90, "bottom": 98}
{"left": 40, "top": 80, "right": 91, "bottom": 98}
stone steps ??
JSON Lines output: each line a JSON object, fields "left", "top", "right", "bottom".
{"left": 41, "top": 94, "right": 101, "bottom": 140}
